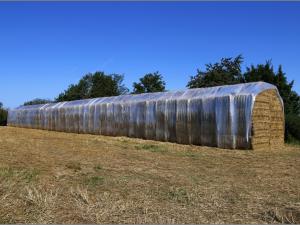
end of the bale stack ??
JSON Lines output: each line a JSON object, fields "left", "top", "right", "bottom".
{"left": 251, "top": 89, "right": 285, "bottom": 150}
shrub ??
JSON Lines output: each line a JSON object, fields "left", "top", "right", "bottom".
{"left": 285, "top": 113, "right": 300, "bottom": 142}
{"left": 0, "top": 108, "right": 7, "bottom": 126}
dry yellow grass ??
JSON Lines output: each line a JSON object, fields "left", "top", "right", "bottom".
{"left": 0, "top": 126, "right": 299, "bottom": 224}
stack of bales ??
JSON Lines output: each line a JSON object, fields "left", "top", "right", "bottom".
{"left": 252, "top": 89, "right": 284, "bottom": 150}
{"left": 8, "top": 82, "right": 284, "bottom": 150}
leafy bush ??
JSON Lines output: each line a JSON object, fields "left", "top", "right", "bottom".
{"left": 285, "top": 113, "right": 300, "bottom": 142}
{"left": 0, "top": 108, "right": 8, "bottom": 126}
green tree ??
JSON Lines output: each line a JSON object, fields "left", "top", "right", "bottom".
{"left": 0, "top": 102, "right": 8, "bottom": 126}
{"left": 244, "top": 62, "right": 300, "bottom": 115}
{"left": 56, "top": 72, "right": 128, "bottom": 102}
{"left": 274, "top": 66, "right": 300, "bottom": 115}
{"left": 243, "top": 60, "right": 276, "bottom": 84}
{"left": 187, "top": 55, "right": 244, "bottom": 88}
{"left": 24, "top": 98, "right": 53, "bottom": 106}
{"left": 132, "top": 72, "right": 166, "bottom": 94}
{"left": 89, "top": 73, "right": 128, "bottom": 98}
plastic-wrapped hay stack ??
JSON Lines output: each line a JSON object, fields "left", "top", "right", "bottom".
{"left": 7, "top": 82, "right": 284, "bottom": 150}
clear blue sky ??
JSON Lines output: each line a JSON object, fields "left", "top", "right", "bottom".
{"left": 0, "top": 2, "right": 300, "bottom": 108}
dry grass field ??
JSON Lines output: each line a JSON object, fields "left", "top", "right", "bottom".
{"left": 0, "top": 126, "right": 299, "bottom": 224}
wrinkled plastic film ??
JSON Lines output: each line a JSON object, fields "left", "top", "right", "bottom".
{"left": 8, "top": 82, "right": 281, "bottom": 149}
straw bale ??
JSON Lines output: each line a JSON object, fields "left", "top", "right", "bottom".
{"left": 252, "top": 89, "right": 284, "bottom": 150}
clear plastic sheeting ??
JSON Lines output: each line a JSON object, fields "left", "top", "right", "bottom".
{"left": 7, "top": 82, "right": 282, "bottom": 149}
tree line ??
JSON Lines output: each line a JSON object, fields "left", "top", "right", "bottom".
{"left": 1, "top": 55, "right": 299, "bottom": 143}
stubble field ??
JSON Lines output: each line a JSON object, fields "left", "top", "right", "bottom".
{"left": 0, "top": 126, "right": 299, "bottom": 224}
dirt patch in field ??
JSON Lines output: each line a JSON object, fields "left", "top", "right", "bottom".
{"left": 0, "top": 127, "right": 299, "bottom": 223}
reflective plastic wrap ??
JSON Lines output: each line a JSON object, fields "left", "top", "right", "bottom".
{"left": 7, "top": 82, "right": 282, "bottom": 149}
